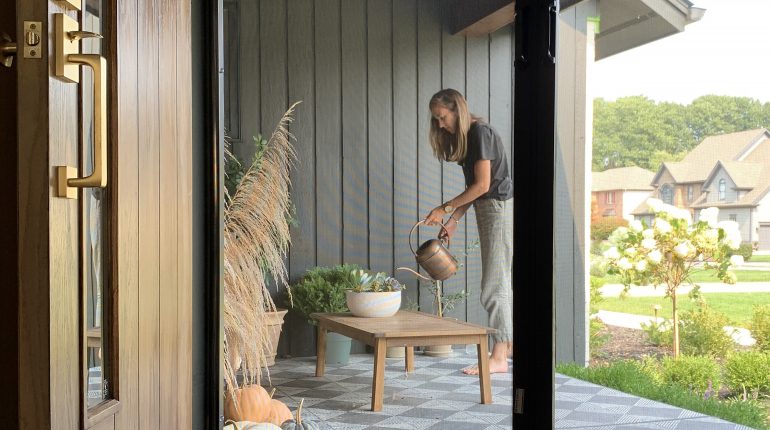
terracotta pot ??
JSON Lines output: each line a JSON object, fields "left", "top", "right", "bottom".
{"left": 262, "top": 308, "right": 288, "bottom": 366}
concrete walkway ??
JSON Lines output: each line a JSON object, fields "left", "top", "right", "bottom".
{"left": 596, "top": 310, "right": 756, "bottom": 346}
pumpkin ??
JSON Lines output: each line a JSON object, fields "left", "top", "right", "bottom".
{"left": 266, "top": 398, "right": 293, "bottom": 426}
{"left": 224, "top": 385, "right": 272, "bottom": 422}
{"left": 280, "top": 399, "right": 320, "bottom": 430}
{"left": 226, "top": 422, "right": 282, "bottom": 430}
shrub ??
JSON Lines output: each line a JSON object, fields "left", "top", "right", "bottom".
{"left": 641, "top": 318, "right": 673, "bottom": 347}
{"left": 729, "top": 243, "right": 754, "bottom": 261}
{"left": 679, "top": 302, "right": 735, "bottom": 358}
{"left": 288, "top": 264, "right": 360, "bottom": 325}
{"left": 660, "top": 355, "right": 721, "bottom": 395}
{"left": 591, "top": 217, "right": 628, "bottom": 241}
{"left": 724, "top": 351, "right": 770, "bottom": 400}
{"left": 589, "top": 277, "right": 609, "bottom": 355}
{"left": 590, "top": 240, "right": 604, "bottom": 256}
{"left": 751, "top": 304, "right": 770, "bottom": 352}
{"left": 589, "top": 259, "right": 606, "bottom": 278}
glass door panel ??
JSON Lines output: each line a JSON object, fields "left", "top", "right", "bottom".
{"left": 81, "top": 0, "right": 111, "bottom": 409}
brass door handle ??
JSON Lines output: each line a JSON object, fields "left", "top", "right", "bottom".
{"left": 0, "top": 33, "right": 16, "bottom": 68}
{"left": 54, "top": 14, "right": 108, "bottom": 198}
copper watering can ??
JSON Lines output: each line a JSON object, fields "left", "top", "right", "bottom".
{"left": 399, "top": 220, "right": 458, "bottom": 281}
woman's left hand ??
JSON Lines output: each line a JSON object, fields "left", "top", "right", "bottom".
{"left": 425, "top": 206, "right": 446, "bottom": 226}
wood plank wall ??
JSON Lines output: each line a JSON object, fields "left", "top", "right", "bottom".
{"left": 554, "top": 1, "right": 596, "bottom": 365}
{"left": 225, "top": 0, "right": 513, "bottom": 357}
{"left": 115, "top": 0, "right": 193, "bottom": 427}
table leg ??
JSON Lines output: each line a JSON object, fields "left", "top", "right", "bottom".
{"left": 477, "top": 335, "right": 492, "bottom": 404}
{"left": 371, "top": 338, "right": 386, "bottom": 411}
{"left": 405, "top": 346, "right": 414, "bottom": 373}
{"left": 315, "top": 324, "right": 327, "bottom": 377}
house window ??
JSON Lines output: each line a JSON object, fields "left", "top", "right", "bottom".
{"left": 729, "top": 214, "right": 737, "bottom": 222}
{"left": 606, "top": 191, "right": 615, "bottom": 205}
{"left": 687, "top": 185, "right": 693, "bottom": 202}
{"left": 661, "top": 185, "right": 673, "bottom": 204}
{"left": 719, "top": 179, "right": 726, "bottom": 201}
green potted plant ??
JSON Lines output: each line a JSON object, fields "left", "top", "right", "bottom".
{"left": 346, "top": 270, "right": 405, "bottom": 317}
{"left": 289, "top": 264, "right": 358, "bottom": 365}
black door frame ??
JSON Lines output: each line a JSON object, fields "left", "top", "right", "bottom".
{"left": 197, "top": 0, "right": 559, "bottom": 427}
{"left": 199, "top": 0, "right": 225, "bottom": 427}
{"left": 513, "top": 0, "right": 558, "bottom": 427}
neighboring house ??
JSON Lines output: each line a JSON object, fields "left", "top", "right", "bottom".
{"left": 632, "top": 128, "right": 770, "bottom": 249}
{"left": 592, "top": 167, "right": 655, "bottom": 222}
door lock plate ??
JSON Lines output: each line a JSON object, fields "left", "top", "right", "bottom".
{"left": 55, "top": 14, "right": 80, "bottom": 82}
{"left": 23, "top": 21, "right": 42, "bottom": 59}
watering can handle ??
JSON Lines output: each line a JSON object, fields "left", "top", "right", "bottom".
{"left": 408, "top": 219, "right": 451, "bottom": 256}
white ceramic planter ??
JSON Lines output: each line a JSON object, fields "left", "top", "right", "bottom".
{"left": 345, "top": 290, "right": 401, "bottom": 317}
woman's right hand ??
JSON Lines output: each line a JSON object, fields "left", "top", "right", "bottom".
{"left": 438, "top": 219, "right": 457, "bottom": 241}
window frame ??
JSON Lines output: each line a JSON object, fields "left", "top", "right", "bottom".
{"left": 719, "top": 179, "right": 727, "bottom": 201}
{"left": 661, "top": 184, "right": 673, "bottom": 204}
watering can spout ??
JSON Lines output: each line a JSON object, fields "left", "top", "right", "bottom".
{"left": 396, "top": 266, "right": 434, "bottom": 281}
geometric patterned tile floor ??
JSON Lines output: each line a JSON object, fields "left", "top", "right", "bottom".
{"left": 263, "top": 353, "right": 755, "bottom": 430}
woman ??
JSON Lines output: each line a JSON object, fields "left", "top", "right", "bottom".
{"left": 424, "top": 89, "right": 513, "bottom": 375}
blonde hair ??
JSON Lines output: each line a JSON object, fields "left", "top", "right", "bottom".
{"left": 429, "top": 89, "right": 477, "bottom": 163}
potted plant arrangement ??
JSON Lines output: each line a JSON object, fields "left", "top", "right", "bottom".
{"left": 288, "top": 264, "right": 358, "bottom": 365}
{"left": 346, "top": 270, "right": 405, "bottom": 318}
{"left": 223, "top": 103, "right": 300, "bottom": 419}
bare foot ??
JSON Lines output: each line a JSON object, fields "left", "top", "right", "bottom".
{"left": 462, "top": 357, "right": 510, "bottom": 375}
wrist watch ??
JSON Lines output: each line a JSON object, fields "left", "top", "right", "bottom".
{"left": 442, "top": 202, "right": 454, "bottom": 213}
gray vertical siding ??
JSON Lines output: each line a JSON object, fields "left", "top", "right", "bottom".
{"left": 555, "top": 1, "right": 596, "bottom": 365}
{"left": 440, "top": 5, "right": 467, "bottom": 321}
{"left": 465, "top": 33, "right": 490, "bottom": 328}
{"left": 227, "top": 0, "right": 514, "bottom": 357}
{"left": 393, "top": 0, "right": 419, "bottom": 310}
{"left": 416, "top": 0, "right": 444, "bottom": 313}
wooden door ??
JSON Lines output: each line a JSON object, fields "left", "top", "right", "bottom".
{"left": 8, "top": 0, "right": 193, "bottom": 428}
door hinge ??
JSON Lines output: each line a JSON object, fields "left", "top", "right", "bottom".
{"left": 514, "top": 388, "right": 525, "bottom": 414}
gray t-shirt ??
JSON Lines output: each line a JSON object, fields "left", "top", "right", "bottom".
{"left": 460, "top": 122, "right": 513, "bottom": 200}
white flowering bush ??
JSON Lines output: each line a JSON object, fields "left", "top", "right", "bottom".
{"left": 602, "top": 198, "right": 743, "bottom": 357}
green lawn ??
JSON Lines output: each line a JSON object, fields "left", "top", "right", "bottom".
{"left": 597, "top": 293, "right": 770, "bottom": 326}
{"left": 603, "top": 270, "right": 770, "bottom": 284}
{"left": 750, "top": 255, "right": 770, "bottom": 263}
{"left": 690, "top": 269, "right": 770, "bottom": 282}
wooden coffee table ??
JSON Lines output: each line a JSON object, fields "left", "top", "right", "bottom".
{"left": 311, "top": 311, "right": 497, "bottom": 411}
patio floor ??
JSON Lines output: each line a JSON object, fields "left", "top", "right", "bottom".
{"left": 264, "top": 353, "right": 754, "bottom": 430}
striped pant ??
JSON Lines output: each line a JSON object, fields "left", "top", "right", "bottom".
{"left": 474, "top": 198, "right": 513, "bottom": 343}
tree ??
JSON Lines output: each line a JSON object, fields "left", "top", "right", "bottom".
{"left": 602, "top": 200, "right": 742, "bottom": 357}
{"left": 592, "top": 95, "right": 770, "bottom": 172}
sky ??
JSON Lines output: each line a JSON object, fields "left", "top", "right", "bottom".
{"left": 591, "top": 0, "right": 770, "bottom": 105}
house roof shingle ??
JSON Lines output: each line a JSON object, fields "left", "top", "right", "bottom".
{"left": 633, "top": 129, "right": 770, "bottom": 214}
{"left": 592, "top": 166, "right": 655, "bottom": 192}
{"left": 681, "top": 128, "right": 769, "bottom": 165}
{"left": 657, "top": 161, "right": 712, "bottom": 184}
{"left": 691, "top": 142, "right": 770, "bottom": 208}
